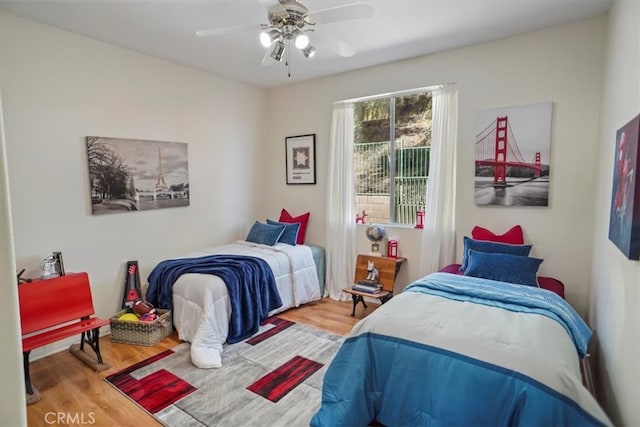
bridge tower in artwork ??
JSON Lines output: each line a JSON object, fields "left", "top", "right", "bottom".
{"left": 155, "top": 147, "right": 169, "bottom": 191}
{"left": 494, "top": 116, "right": 508, "bottom": 187}
{"left": 534, "top": 152, "right": 541, "bottom": 177}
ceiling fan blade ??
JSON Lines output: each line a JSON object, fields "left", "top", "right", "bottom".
{"left": 309, "top": 2, "right": 375, "bottom": 25}
{"left": 196, "top": 23, "right": 260, "bottom": 37}
{"left": 316, "top": 34, "right": 357, "bottom": 58}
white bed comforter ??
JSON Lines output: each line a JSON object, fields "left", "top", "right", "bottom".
{"left": 171, "top": 241, "right": 320, "bottom": 368}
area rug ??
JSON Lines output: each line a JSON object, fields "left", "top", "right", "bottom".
{"left": 105, "top": 317, "right": 343, "bottom": 426}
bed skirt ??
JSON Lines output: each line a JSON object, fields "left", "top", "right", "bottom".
{"left": 308, "top": 244, "right": 326, "bottom": 297}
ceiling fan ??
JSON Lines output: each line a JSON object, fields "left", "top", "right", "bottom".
{"left": 196, "top": 0, "right": 375, "bottom": 74}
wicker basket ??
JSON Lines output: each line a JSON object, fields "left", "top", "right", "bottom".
{"left": 110, "top": 309, "right": 173, "bottom": 346}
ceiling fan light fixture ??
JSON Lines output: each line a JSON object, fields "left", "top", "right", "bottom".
{"left": 294, "top": 33, "right": 309, "bottom": 50}
{"left": 303, "top": 45, "right": 316, "bottom": 58}
{"left": 260, "top": 29, "right": 280, "bottom": 48}
{"left": 270, "top": 40, "right": 286, "bottom": 61}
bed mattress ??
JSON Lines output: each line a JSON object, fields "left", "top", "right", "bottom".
{"left": 170, "top": 241, "right": 321, "bottom": 368}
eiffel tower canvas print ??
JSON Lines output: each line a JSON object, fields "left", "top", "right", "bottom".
{"left": 86, "top": 136, "right": 189, "bottom": 214}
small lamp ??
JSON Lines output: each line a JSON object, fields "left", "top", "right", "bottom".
{"left": 302, "top": 45, "right": 316, "bottom": 58}
{"left": 387, "top": 240, "right": 398, "bottom": 258}
{"left": 415, "top": 210, "right": 425, "bottom": 229}
{"left": 294, "top": 32, "right": 309, "bottom": 49}
{"left": 260, "top": 29, "right": 280, "bottom": 48}
{"left": 270, "top": 40, "right": 286, "bottom": 61}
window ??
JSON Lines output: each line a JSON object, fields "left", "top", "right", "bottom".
{"left": 354, "top": 91, "right": 433, "bottom": 225}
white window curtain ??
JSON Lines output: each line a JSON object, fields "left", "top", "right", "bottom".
{"left": 325, "top": 102, "right": 356, "bottom": 301}
{"left": 419, "top": 84, "right": 458, "bottom": 276}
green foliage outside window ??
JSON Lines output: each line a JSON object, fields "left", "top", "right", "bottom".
{"left": 354, "top": 92, "right": 433, "bottom": 225}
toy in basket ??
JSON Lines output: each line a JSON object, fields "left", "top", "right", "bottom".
{"left": 111, "top": 299, "right": 172, "bottom": 346}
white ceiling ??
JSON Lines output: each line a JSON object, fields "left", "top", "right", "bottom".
{"left": 0, "top": 0, "right": 612, "bottom": 89}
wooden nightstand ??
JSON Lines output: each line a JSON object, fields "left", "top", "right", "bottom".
{"left": 343, "top": 254, "right": 406, "bottom": 317}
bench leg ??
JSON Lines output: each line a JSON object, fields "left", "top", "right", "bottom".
{"left": 23, "top": 351, "right": 33, "bottom": 395}
{"left": 79, "top": 328, "right": 104, "bottom": 364}
{"left": 92, "top": 329, "right": 104, "bottom": 365}
{"left": 350, "top": 294, "right": 367, "bottom": 316}
{"left": 350, "top": 294, "right": 356, "bottom": 316}
{"left": 380, "top": 293, "right": 393, "bottom": 304}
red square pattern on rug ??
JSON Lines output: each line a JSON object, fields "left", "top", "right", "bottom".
{"left": 247, "top": 355, "right": 323, "bottom": 403}
{"left": 246, "top": 317, "right": 295, "bottom": 346}
{"left": 106, "top": 349, "right": 196, "bottom": 414}
{"left": 125, "top": 369, "right": 196, "bottom": 413}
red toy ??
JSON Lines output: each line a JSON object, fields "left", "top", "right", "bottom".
{"left": 356, "top": 210, "right": 368, "bottom": 224}
{"left": 139, "top": 312, "right": 158, "bottom": 322}
{"left": 122, "top": 261, "right": 142, "bottom": 310}
{"left": 387, "top": 240, "right": 398, "bottom": 258}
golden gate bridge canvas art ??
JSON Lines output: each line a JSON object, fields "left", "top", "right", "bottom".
{"left": 475, "top": 102, "right": 552, "bottom": 206}
{"left": 87, "top": 136, "right": 189, "bottom": 215}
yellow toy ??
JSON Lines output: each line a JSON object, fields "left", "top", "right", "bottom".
{"left": 118, "top": 313, "right": 139, "bottom": 322}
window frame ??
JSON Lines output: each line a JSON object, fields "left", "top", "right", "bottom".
{"left": 353, "top": 87, "right": 435, "bottom": 226}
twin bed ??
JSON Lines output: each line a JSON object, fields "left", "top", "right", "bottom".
{"left": 311, "top": 272, "right": 610, "bottom": 426}
{"left": 146, "top": 240, "right": 322, "bottom": 368}
{"left": 310, "top": 227, "right": 611, "bottom": 426}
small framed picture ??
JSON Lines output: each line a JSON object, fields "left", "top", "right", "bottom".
{"left": 285, "top": 134, "right": 316, "bottom": 185}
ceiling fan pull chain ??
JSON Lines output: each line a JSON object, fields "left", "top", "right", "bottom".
{"left": 287, "top": 39, "right": 291, "bottom": 78}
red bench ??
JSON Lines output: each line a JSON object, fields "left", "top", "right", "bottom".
{"left": 18, "top": 272, "right": 109, "bottom": 398}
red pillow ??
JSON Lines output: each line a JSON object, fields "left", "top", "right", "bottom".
{"left": 471, "top": 225, "right": 524, "bottom": 245}
{"left": 279, "top": 209, "right": 310, "bottom": 245}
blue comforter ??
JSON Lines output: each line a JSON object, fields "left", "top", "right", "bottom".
{"left": 311, "top": 273, "right": 610, "bottom": 427}
{"left": 146, "top": 254, "right": 282, "bottom": 343}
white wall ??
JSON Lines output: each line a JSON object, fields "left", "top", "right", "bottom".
{"left": 590, "top": 1, "right": 640, "bottom": 425}
{"left": 261, "top": 16, "right": 606, "bottom": 317}
{"left": 0, "top": 9, "right": 266, "bottom": 366}
{"left": 0, "top": 90, "right": 27, "bottom": 427}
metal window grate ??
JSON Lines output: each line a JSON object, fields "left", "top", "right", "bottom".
{"left": 355, "top": 141, "right": 429, "bottom": 225}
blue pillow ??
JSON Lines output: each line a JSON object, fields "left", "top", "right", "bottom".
{"left": 463, "top": 249, "right": 543, "bottom": 287}
{"left": 459, "top": 236, "right": 532, "bottom": 272}
{"left": 266, "top": 219, "right": 300, "bottom": 245}
{"left": 245, "top": 221, "right": 285, "bottom": 246}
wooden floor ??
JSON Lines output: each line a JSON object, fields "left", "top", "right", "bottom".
{"left": 25, "top": 297, "right": 376, "bottom": 427}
